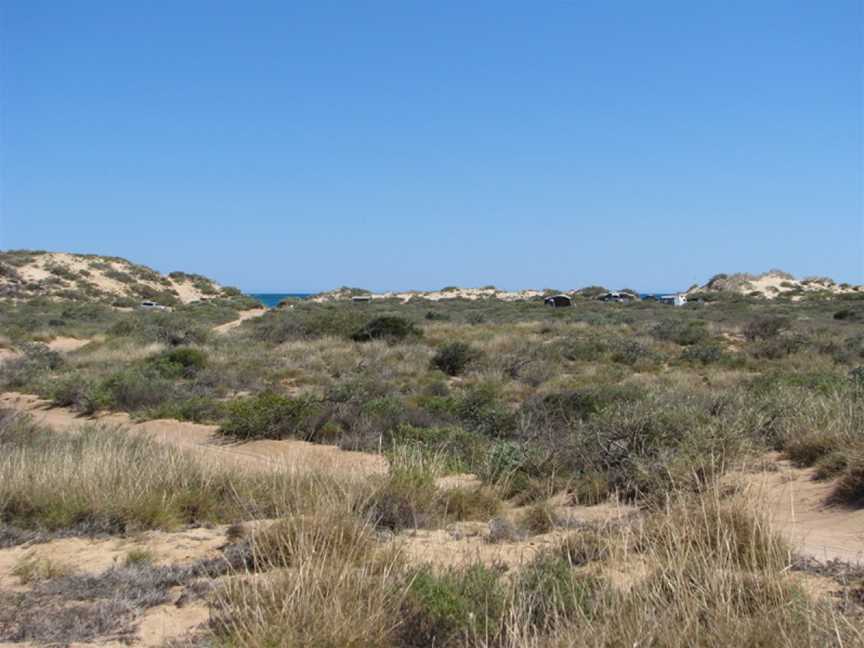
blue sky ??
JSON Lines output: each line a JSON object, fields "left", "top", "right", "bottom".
{"left": 1, "top": 1, "right": 861, "bottom": 292}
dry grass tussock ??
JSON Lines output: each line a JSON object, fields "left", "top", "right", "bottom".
{"left": 208, "top": 487, "right": 863, "bottom": 648}
{"left": 0, "top": 409, "right": 361, "bottom": 533}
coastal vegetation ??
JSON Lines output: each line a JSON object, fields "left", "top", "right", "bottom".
{"left": 1, "top": 281, "right": 863, "bottom": 646}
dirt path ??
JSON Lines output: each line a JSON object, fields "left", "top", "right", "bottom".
{"left": 0, "top": 392, "right": 387, "bottom": 479}
{"left": 212, "top": 307, "right": 267, "bottom": 334}
{"left": 741, "top": 458, "right": 864, "bottom": 564}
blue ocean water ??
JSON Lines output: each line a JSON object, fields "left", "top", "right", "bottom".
{"left": 250, "top": 293, "right": 312, "bottom": 308}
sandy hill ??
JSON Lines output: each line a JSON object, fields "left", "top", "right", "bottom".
{"left": 0, "top": 250, "right": 239, "bottom": 305}
{"left": 687, "top": 270, "right": 863, "bottom": 301}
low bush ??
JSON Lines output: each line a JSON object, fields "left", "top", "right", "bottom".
{"left": 454, "top": 382, "right": 515, "bottom": 437}
{"left": 93, "top": 367, "right": 176, "bottom": 412}
{"left": 144, "top": 347, "right": 208, "bottom": 378}
{"left": 219, "top": 392, "right": 322, "bottom": 440}
{"left": 830, "top": 455, "right": 864, "bottom": 506}
{"left": 813, "top": 451, "right": 848, "bottom": 480}
{"left": 652, "top": 320, "right": 709, "bottom": 346}
{"left": 400, "top": 564, "right": 507, "bottom": 647}
{"left": 681, "top": 342, "right": 726, "bottom": 364}
{"left": 519, "top": 500, "right": 560, "bottom": 535}
{"left": 352, "top": 316, "right": 421, "bottom": 343}
{"left": 610, "top": 339, "right": 657, "bottom": 366}
{"left": 431, "top": 342, "right": 481, "bottom": 376}
{"left": 0, "top": 344, "right": 64, "bottom": 390}
{"left": 143, "top": 396, "right": 223, "bottom": 423}
{"left": 107, "top": 311, "right": 209, "bottom": 346}
{"left": 743, "top": 316, "right": 791, "bottom": 341}
{"left": 249, "top": 307, "right": 369, "bottom": 343}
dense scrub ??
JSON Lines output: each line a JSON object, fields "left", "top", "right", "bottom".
{"left": 3, "top": 295, "right": 864, "bottom": 504}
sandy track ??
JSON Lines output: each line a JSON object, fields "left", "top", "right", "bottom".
{"left": 0, "top": 392, "right": 387, "bottom": 479}
{"left": 741, "top": 458, "right": 864, "bottom": 564}
{"left": 212, "top": 308, "right": 267, "bottom": 334}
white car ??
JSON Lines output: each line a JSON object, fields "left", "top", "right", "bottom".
{"left": 139, "top": 301, "right": 170, "bottom": 311}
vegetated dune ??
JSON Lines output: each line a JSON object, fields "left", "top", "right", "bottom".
{"left": 687, "top": 270, "right": 863, "bottom": 300}
{"left": 0, "top": 250, "right": 241, "bottom": 305}
{"left": 310, "top": 272, "right": 863, "bottom": 304}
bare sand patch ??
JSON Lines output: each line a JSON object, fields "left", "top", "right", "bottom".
{"left": 0, "top": 527, "right": 227, "bottom": 592}
{"left": 46, "top": 336, "right": 90, "bottom": 352}
{"left": 135, "top": 598, "right": 209, "bottom": 646}
{"left": 738, "top": 457, "right": 864, "bottom": 564}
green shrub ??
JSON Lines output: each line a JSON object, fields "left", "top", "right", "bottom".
{"left": 351, "top": 316, "right": 420, "bottom": 343}
{"left": 143, "top": 397, "right": 222, "bottom": 423}
{"left": 95, "top": 367, "right": 176, "bottom": 412}
{"left": 44, "top": 372, "right": 95, "bottom": 410}
{"left": 610, "top": 339, "right": 656, "bottom": 366}
{"left": 424, "top": 310, "right": 450, "bottom": 321}
{"left": 431, "top": 342, "right": 481, "bottom": 376}
{"left": 652, "top": 320, "right": 709, "bottom": 346}
{"left": 530, "top": 385, "right": 645, "bottom": 424}
{"left": 681, "top": 342, "right": 725, "bottom": 364}
{"left": 454, "top": 383, "right": 514, "bottom": 436}
{"left": 834, "top": 308, "right": 861, "bottom": 321}
{"left": 749, "top": 335, "right": 806, "bottom": 360}
{"left": 466, "top": 312, "right": 486, "bottom": 325}
{"left": 0, "top": 344, "right": 65, "bottom": 390}
{"left": 220, "top": 393, "right": 322, "bottom": 440}
{"left": 108, "top": 312, "right": 209, "bottom": 346}
{"left": 743, "top": 316, "right": 790, "bottom": 341}
{"left": 145, "top": 347, "right": 208, "bottom": 378}
{"left": 400, "top": 564, "right": 506, "bottom": 647}
{"left": 250, "top": 307, "right": 369, "bottom": 343}
{"left": 479, "top": 441, "right": 530, "bottom": 484}
{"left": 557, "top": 335, "right": 608, "bottom": 362}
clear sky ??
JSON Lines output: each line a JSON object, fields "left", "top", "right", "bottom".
{"left": 1, "top": 1, "right": 861, "bottom": 292}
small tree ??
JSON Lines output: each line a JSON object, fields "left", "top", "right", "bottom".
{"left": 432, "top": 342, "right": 482, "bottom": 376}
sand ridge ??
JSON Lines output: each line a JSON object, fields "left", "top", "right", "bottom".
{"left": 0, "top": 392, "right": 388, "bottom": 479}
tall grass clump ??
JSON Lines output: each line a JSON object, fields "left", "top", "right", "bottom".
{"left": 364, "top": 444, "right": 500, "bottom": 531}
{"left": 0, "top": 410, "right": 354, "bottom": 533}
{"left": 211, "top": 514, "right": 408, "bottom": 648}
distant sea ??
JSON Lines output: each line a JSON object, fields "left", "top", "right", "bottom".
{"left": 250, "top": 293, "right": 313, "bottom": 308}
